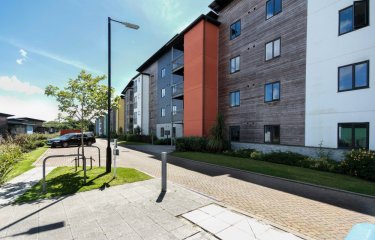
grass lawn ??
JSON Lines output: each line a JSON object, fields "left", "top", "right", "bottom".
{"left": 5, "top": 147, "right": 48, "bottom": 182}
{"left": 16, "top": 167, "right": 152, "bottom": 203}
{"left": 118, "top": 141, "right": 148, "bottom": 145}
{"left": 171, "top": 152, "right": 375, "bottom": 196}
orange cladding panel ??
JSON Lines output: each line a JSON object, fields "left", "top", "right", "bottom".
{"left": 203, "top": 21, "right": 219, "bottom": 136}
{"left": 184, "top": 20, "right": 219, "bottom": 137}
{"left": 184, "top": 21, "right": 204, "bottom": 136}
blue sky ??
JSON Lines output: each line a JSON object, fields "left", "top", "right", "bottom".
{"left": 0, "top": 0, "right": 212, "bottom": 121}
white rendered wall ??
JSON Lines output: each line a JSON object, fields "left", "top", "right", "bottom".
{"left": 156, "top": 123, "right": 183, "bottom": 139}
{"left": 141, "top": 75, "right": 150, "bottom": 135}
{"left": 306, "top": 0, "right": 375, "bottom": 149}
{"left": 133, "top": 74, "right": 150, "bottom": 135}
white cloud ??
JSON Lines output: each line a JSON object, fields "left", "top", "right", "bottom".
{"left": 20, "top": 49, "right": 27, "bottom": 57}
{"left": 16, "top": 49, "right": 28, "bottom": 65}
{"left": 1, "top": 38, "right": 103, "bottom": 74}
{"left": 0, "top": 95, "right": 58, "bottom": 121}
{"left": 0, "top": 76, "right": 43, "bottom": 95}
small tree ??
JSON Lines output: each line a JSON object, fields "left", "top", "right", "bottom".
{"left": 45, "top": 70, "right": 118, "bottom": 175}
{"left": 207, "top": 113, "right": 229, "bottom": 153}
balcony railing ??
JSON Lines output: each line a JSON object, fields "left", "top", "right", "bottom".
{"left": 172, "top": 82, "right": 184, "bottom": 99}
{"left": 172, "top": 54, "right": 184, "bottom": 75}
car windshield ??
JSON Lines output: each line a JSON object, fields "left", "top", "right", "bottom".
{"left": 59, "top": 134, "right": 75, "bottom": 140}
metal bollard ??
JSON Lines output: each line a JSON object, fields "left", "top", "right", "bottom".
{"left": 90, "top": 156, "right": 93, "bottom": 170}
{"left": 161, "top": 152, "right": 167, "bottom": 192}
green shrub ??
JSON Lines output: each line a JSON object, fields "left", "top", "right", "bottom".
{"left": 13, "top": 134, "right": 51, "bottom": 152}
{"left": 176, "top": 137, "right": 208, "bottom": 152}
{"left": 154, "top": 138, "right": 171, "bottom": 145}
{"left": 261, "top": 151, "right": 308, "bottom": 166}
{"left": 250, "top": 151, "right": 264, "bottom": 160}
{"left": 118, "top": 134, "right": 127, "bottom": 141}
{"left": 207, "top": 113, "right": 229, "bottom": 153}
{"left": 223, "top": 149, "right": 255, "bottom": 158}
{"left": 340, "top": 149, "right": 375, "bottom": 181}
{"left": 0, "top": 142, "right": 23, "bottom": 185}
{"left": 126, "top": 134, "right": 152, "bottom": 143}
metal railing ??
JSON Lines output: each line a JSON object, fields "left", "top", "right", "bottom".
{"left": 172, "top": 54, "right": 184, "bottom": 72}
{"left": 172, "top": 82, "right": 184, "bottom": 98}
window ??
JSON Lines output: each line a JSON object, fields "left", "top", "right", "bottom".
{"left": 230, "top": 91, "right": 240, "bottom": 107}
{"left": 230, "top": 20, "right": 241, "bottom": 40}
{"left": 161, "top": 108, "right": 166, "bottom": 117}
{"left": 160, "top": 127, "right": 165, "bottom": 137}
{"left": 161, "top": 68, "right": 166, "bottom": 78}
{"left": 338, "top": 61, "right": 369, "bottom": 91}
{"left": 172, "top": 105, "right": 177, "bottom": 115}
{"left": 172, "top": 127, "right": 176, "bottom": 137}
{"left": 265, "top": 82, "right": 280, "bottom": 102}
{"left": 230, "top": 56, "right": 240, "bottom": 73}
{"left": 339, "top": 0, "right": 369, "bottom": 35}
{"left": 265, "top": 38, "right": 281, "bottom": 61}
{"left": 266, "top": 0, "right": 282, "bottom": 19}
{"left": 338, "top": 123, "right": 369, "bottom": 149}
{"left": 264, "top": 125, "right": 280, "bottom": 144}
{"left": 230, "top": 126, "right": 240, "bottom": 142}
{"left": 161, "top": 88, "right": 166, "bottom": 98}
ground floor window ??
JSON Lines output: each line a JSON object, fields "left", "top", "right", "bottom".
{"left": 229, "top": 126, "right": 240, "bottom": 142}
{"left": 160, "top": 127, "right": 165, "bottom": 137}
{"left": 338, "top": 123, "right": 369, "bottom": 149}
{"left": 264, "top": 125, "right": 280, "bottom": 144}
{"left": 172, "top": 127, "right": 176, "bottom": 137}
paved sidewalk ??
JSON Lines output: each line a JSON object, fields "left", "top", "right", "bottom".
{"left": 0, "top": 167, "right": 55, "bottom": 206}
{"left": 34, "top": 140, "right": 375, "bottom": 240}
{"left": 0, "top": 179, "right": 215, "bottom": 240}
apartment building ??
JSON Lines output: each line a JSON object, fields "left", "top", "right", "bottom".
{"left": 118, "top": 0, "right": 373, "bottom": 156}
{"left": 306, "top": 0, "right": 374, "bottom": 150}
{"left": 137, "top": 13, "right": 220, "bottom": 140}
{"left": 210, "top": 0, "right": 307, "bottom": 146}
{"left": 132, "top": 73, "right": 150, "bottom": 135}
{"left": 121, "top": 80, "right": 134, "bottom": 133}
{"left": 116, "top": 96, "right": 125, "bottom": 134}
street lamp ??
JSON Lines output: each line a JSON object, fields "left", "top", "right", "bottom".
{"left": 107, "top": 17, "right": 139, "bottom": 173}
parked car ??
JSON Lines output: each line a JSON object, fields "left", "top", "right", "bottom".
{"left": 47, "top": 133, "right": 96, "bottom": 148}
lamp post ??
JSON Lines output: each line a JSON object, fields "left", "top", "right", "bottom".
{"left": 107, "top": 17, "right": 139, "bottom": 173}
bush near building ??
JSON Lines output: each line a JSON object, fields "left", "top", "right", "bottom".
{"left": 0, "top": 141, "right": 23, "bottom": 184}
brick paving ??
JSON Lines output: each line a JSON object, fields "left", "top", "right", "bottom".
{"left": 34, "top": 139, "right": 375, "bottom": 240}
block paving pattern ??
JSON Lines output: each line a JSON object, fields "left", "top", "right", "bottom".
{"left": 34, "top": 140, "right": 375, "bottom": 240}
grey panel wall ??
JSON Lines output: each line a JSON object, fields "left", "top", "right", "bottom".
{"left": 156, "top": 49, "right": 184, "bottom": 124}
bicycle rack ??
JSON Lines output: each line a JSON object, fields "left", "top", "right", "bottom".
{"left": 42, "top": 154, "right": 78, "bottom": 193}
{"left": 77, "top": 146, "right": 101, "bottom": 167}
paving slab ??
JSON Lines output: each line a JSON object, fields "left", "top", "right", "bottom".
{"left": 183, "top": 204, "right": 302, "bottom": 240}
{"left": 0, "top": 179, "right": 219, "bottom": 240}
{"left": 0, "top": 167, "right": 55, "bottom": 206}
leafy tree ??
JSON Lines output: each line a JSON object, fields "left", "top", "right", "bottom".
{"left": 45, "top": 70, "right": 118, "bottom": 174}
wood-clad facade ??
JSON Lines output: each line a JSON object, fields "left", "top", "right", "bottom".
{"left": 214, "top": 0, "right": 307, "bottom": 146}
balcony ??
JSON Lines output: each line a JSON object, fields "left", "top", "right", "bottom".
{"left": 172, "top": 54, "right": 184, "bottom": 76}
{"left": 172, "top": 82, "right": 184, "bottom": 100}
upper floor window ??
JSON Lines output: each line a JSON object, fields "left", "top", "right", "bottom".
{"left": 338, "top": 123, "right": 369, "bottom": 149}
{"left": 230, "top": 91, "right": 240, "bottom": 107}
{"left": 265, "top": 38, "right": 281, "bottom": 61}
{"left": 266, "top": 0, "right": 282, "bottom": 20}
{"left": 161, "top": 88, "right": 166, "bottom": 98}
{"left": 265, "top": 82, "right": 280, "bottom": 102}
{"left": 230, "top": 126, "right": 240, "bottom": 142}
{"left": 161, "top": 68, "right": 166, "bottom": 78}
{"left": 230, "top": 20, "right": 241, "bottom": 40}
{"left": 161, "top": 108, "right": 166, "bottom": 117}
{"left": 230, "top": 56, "right": 240, "bottom": 73}
{"left": 264, "top": 125, "right": 280, "bottom": 144}
{"left": 172, "top": 105, "right": 177, "bottom": 115}
{"left": 338, "top": 61, "right": 369, "bottom": 92}
{"left": 339, "top": 0, "right": 369, "bottom": 35}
